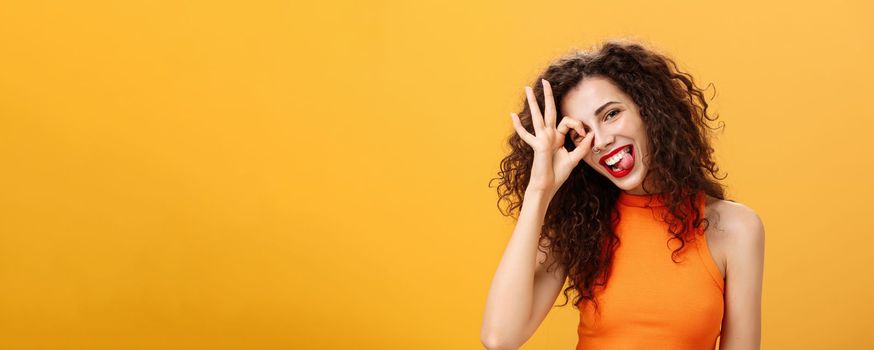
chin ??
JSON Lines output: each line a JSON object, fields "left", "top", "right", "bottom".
{"left": 609, "top": 168, "right": 647, "bottom": 192}
{"left": 614, "top": 178, "right": 643, "bottom": 191}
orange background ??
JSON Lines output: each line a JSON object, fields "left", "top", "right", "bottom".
{"left": 0, "top": 0, "right": 872, "bottom": 349}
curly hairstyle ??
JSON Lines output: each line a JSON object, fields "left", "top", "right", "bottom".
{"left": 489, "top": 39, "right": 731, "bottom": 317}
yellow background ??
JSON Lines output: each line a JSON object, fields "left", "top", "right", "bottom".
{"left": 0, "top": 0, "right": 871, "bottom": 349}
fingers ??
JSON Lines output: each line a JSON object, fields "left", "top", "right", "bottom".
{"left": 525, "top": 86, "right": 544, "bottom": 132}
{"left": 570, "top": 132, "right": 595, "bottom": 161}
{"left": 510, "top": 112, "right": 536, "bottom": 145}
{"left": 556, "top": 117, "right": 585, "bottom": 140}
{"left": 542, "top": 79, "right": 556, "bottom": 129}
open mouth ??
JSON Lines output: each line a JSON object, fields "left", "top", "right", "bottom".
{"left": 600, "top": 145, "right": 634, "bottom": 178}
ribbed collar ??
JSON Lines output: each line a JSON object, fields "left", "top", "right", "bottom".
{"left": 617, "top": 191, "right": 670, "bottom": 208}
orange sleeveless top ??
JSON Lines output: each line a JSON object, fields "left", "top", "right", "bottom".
{"left": 576, "top": 190, "right": 725, "bottom": 350}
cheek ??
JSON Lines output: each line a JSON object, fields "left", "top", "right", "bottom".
{"left": 636, "top": 145, "right": 651, "bottom": 167}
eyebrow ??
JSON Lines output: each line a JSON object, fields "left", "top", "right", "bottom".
{"left": 593, "top": 101, "right": 621, "bottom": 117}
{"left": 575, "top": 101, "right": 622, "bottom": 129}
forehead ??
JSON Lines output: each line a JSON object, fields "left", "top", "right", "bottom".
{"left": 560, "top": 76, "right": 631, "bottom": 121}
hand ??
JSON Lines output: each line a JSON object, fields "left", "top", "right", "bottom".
{"left": 511, "top": 79, "right": 594, "bottom": 195}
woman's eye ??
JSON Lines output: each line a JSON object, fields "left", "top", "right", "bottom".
{"left": 604, "top": 109, "right": 619, "bottom": 121}
{"left": 570, "top": 131, "right": 579, "bottom": 140}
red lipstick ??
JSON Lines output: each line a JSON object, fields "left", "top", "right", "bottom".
{"left": 599, "top": 145, "right": 634, "bottom": 178}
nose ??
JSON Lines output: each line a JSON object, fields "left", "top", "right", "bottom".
{"left": 592, "top": 130, "right": 615, "bottom": 155}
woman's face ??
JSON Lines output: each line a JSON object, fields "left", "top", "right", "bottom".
{"left": 560, "top": 75, "right": 656, "bottom": 195}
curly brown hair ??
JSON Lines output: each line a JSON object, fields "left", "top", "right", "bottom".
{"left": 489, "top": 39, "right": 731, "bottom": 316}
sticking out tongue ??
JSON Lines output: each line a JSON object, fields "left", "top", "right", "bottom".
{"left": 616, "top": 151, "right": 634, "bottom": 170}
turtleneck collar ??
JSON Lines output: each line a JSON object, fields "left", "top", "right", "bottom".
{"left": 617, "top": 190, "right": 670, "bottom": 208}
{"left": 618, "top": 189, "right": 705, "bottom": 208}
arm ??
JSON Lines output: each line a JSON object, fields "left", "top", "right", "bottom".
{"left": 480, "top": 189, "right": 568, "bottom": 350}
{"left": 719, "top": 205, "right": 765, "bottom": 350}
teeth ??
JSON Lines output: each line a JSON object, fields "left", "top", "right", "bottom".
{"left": 605, "top": 146, "right": 632, "bottom": 166}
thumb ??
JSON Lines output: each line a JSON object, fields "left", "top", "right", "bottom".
{"left": 569, "top": 133, "right": 594, "bottom": 163}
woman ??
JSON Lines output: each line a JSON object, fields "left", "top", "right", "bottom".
{"left": 480, "top": 40, "right": 765, "bottom": 350}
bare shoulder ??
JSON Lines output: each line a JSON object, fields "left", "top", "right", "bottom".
{"left": 704, "top": 196, "right": 764, "bottom": 242}
{"left": 703, "top": 195, "right": 766, "bottom": 278}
